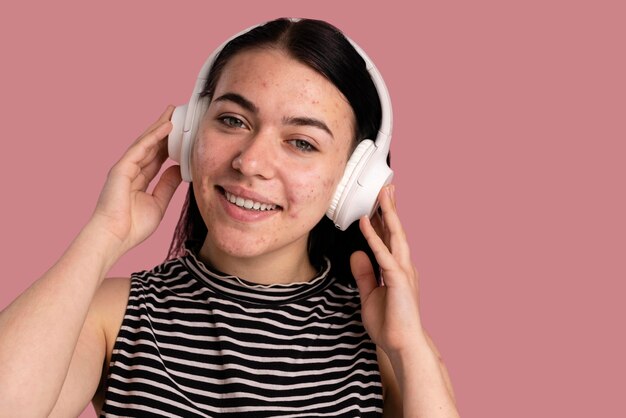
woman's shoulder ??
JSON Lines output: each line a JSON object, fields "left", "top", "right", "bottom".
{"left": 92, "top": 258, "right": 186, "bottom": 366}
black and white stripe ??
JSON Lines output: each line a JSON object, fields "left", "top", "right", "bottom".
{"left": 101, "top": 250, "right": 383, "bottom": 417}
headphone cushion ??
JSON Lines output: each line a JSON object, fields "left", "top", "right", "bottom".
{"left": 327, "top": 139, "right": 374, "bottom": 220}
{"left": 168, "top": 104, "right": 188, "bottom": 164}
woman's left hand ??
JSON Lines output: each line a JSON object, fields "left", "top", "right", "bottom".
{"left": 350, "top": 184, "right": 425, "bottom": 358}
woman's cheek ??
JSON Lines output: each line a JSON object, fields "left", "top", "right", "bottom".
{"left": 285, "top": 172, "right": 338, "bottom": 220}
{"left": 191, "top": 137, "right": 223, "bottom": 179}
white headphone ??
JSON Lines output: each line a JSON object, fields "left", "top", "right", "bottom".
{"left": 168, "top": 19, "right": 393, "bottom": 231}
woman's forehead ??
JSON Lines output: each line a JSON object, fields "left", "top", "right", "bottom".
{"left": 212, "top": 48, "right": 356, "bottom": 139}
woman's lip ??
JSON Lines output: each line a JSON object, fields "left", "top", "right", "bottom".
{"left": 217, "top": 188, "right": 281, "bottom": 222}
{"left": 217, "top": 185, "right": 282, "bottom": 208}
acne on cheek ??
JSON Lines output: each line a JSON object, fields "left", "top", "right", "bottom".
{"left": 192, "top": 137, "right": 223, "bottom": 177}
{"left": 285, "top": 175, "right": 337, "bottom": 220}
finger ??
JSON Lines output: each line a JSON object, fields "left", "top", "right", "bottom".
{"left": 378, "top": 185, "right": 404, "bottom": 240}
{"left": 350, "top": 251, "right": 378, "bottom": 303}
{"left": 378, "top": 185, "right": 412, "bottom": 268}
{"left": 151, "top": 165, "right": 183, "bottom": 216}
{"left": 134, "top": 128, "right": 171, "bottom": 184}
{"left": 138, "top": 105, "right": 176, "bottom": 137}
{"left": 370, "top": 211, "right": 392, "bottom": 253}
{"left": 134, "top": 120, "right": 173, "bottom": 172}
{"left": 122, "top": 119, "right": 173, "bottom": 169}
{"left": 370, "top": 211, "right": 384, "bottom": 239}
{"left": 359, "top": 215, "right": 401, "bottom": 277}
{"left": 132, "top": 143, "right": 170, "bottom": 192}
{"left": 109, "top": 121, "right": 171, "bottom": 191}
{"left": 122, "top": 105, "right": 175, "bottom": 167}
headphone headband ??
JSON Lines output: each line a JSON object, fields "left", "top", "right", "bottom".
{"left": 190, "top": 19, "right": 392, "bottom": 146}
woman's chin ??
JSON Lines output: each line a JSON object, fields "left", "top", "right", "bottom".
{"left": 202, "top": 226, "right": 277, "bottom": 260}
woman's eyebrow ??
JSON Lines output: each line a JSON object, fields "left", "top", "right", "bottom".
{"left": 213, "top": 92, "right": 333, "bottom": 139}
{"left": 213, "top": 92, "right": 259, "bottom": 113}
{"left": 282, "top": 116, "right": 334, "bottom": 139}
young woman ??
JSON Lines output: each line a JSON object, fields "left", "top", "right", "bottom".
{"left": 0, "top": 18, "right": 459, "bottom": 417}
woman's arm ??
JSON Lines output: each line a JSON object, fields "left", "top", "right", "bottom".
{"left": 383, "top": 332, "right": 458, "bottom": 416}
{"left": 351, "top": 185, "right": 460, "bottom": 417}
{"left": 0, "top": 107, "right": 181, "bottom": 416}
{"left": 379, "top": 333, "right": 457, "bottom": 417}
{"left": 49, "top": 277, "right": 131, "bottom": 417}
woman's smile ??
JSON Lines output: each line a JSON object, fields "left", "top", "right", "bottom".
{"left": 216, "top": 185, "right": 282, "bottom": 223}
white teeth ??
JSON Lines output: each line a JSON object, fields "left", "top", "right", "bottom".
{"left": 224, "top": 190, "right": 277, "bottom": 211}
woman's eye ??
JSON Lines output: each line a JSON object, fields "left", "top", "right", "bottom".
{"left": 220, "top": 116, "right": 246, "bottom": 129}
{"left": 289, "top": 139, "right": 317, "bottom": 152}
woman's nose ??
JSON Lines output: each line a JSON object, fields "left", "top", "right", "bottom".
{"left": 231, "top": 132, "right": 277, "bottom": 179}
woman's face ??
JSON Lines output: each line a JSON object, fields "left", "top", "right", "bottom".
{"left": 191, "top": 48, "right": 355, "bottom": 261}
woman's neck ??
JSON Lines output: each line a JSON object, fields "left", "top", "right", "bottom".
{"left": 198, "top": 238, "right": 317, "bottom": 285}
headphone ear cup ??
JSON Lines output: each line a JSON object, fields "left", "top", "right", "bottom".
{"left": 327, "top": 140, "right": 374, "bottom": 224}
{"left": 168, "top": 104, "right": 188, "bottom": 165}
{"left": 169, "top": 97, "right": 209, "bottom": 183}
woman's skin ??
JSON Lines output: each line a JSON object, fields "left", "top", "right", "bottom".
{"left": 0, "top": 46, "right": 459, "bottom": 417}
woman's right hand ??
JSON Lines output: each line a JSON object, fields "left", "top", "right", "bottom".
{"left": 89, "top": 106, "right": 182, "bottom": 256}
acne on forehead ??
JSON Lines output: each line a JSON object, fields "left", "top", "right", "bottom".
{"left": 218, "top": 50, "right": 355, "bottom": 117}
{"left": 212, "top": 50, "right": 356, "bottom": 164}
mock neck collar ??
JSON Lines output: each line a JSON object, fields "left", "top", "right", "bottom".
{"left": 180, "top": 246, "right": 333, "bottom": 305}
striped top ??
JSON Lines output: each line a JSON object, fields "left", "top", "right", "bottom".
{"left": 101, "top": 249, "right": 383, "bottom": 417}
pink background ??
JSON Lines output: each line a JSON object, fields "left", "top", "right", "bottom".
{"left": 1, "top": 0, "right": 624, "bottom": 416}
